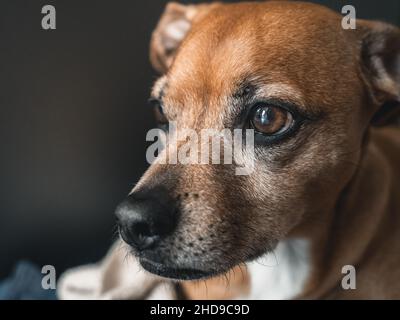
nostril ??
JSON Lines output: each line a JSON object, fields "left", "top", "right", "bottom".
{"left": 132, "top": 222, "right": 152, "bottom": 238}
{"left": 126, "top": 221, "right": 160, "bottom": 251}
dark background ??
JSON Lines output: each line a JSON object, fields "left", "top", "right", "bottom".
{"left": 0, "top": 0, "right": 399, "bottom": 279}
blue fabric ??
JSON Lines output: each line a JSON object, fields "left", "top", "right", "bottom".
{"left": 0, "top": 261, "right": 57, "bottom": 300}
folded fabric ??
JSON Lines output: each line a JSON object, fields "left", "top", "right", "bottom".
{"left": 0, "top": 261, "right": 57, "bottom": 300}
{"left": 57, "top": 241, "right": 176, "bottom": 300}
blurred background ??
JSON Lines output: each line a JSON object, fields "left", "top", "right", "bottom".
{"left": 0, "top": 0, "right": 399, "bottom": 279}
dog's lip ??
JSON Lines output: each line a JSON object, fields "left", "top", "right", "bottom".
{"left": 139, "top": 257, "right": 214, "bottom": 280}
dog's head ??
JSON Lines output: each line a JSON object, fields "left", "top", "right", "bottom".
{"left": 116, "top": 1, "right": 400, "bottom": 280}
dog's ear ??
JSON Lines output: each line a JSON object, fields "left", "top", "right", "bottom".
{"left": 358, "top": 20, "right": 400, "bottom": 125}
{"left": 150, "top": 2, "right": 218, "bottom": 74}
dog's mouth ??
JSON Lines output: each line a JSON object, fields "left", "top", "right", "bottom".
{"left": 139, "top": 257, "right": 216, "bottom": 280}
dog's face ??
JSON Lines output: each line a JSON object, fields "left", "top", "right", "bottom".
{"left": 116, "top": 1, "right": 400, "bottom": 280}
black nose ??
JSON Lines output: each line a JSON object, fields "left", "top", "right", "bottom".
{"left": 115, "top": 187, "right": 178, "bottom": 251}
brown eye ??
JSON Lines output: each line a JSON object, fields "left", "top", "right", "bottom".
{"left": 250, "top": 104, "right": 294, "bottom": 135}
{"left": 153, "top": 101, "right": 168, "bottom": 125}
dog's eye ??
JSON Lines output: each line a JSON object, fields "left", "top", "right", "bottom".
{"left": 250, "top": 104, "right": 294, "bottom": 136}
{"left": 152, "top": 100, "right": 168, "bottom": 125}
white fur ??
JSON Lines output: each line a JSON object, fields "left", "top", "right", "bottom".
{"left": 242, "top": 239, "right": 311, "bottom": 300}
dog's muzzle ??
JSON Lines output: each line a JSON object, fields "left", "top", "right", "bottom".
{"left": 115, "top": 186, "right": 221, "bottom": 280}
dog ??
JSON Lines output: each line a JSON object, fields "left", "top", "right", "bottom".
{"left": 58, "top": 1, "right": 400, "bottom": 299}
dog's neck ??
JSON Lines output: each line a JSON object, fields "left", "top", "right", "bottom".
{"left": 288, "top": 128, "right": 397, "bottom": 298}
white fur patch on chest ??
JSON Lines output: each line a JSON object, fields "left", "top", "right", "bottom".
{"left": 243, "top": 239, "right": 311, "bottom": 300}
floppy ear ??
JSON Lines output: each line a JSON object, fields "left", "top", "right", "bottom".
{"left": 150, "top": 2, "right": 218, "bottom": 74}
{"left": 358, "top": 20, "right": 400, "bottom": 125}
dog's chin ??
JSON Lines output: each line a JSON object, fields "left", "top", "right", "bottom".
{"left": 139, "top": 257, "right": 220, "bottom": 281}
{"left": 136, "top": 245, "right": 274, "bottom": 281}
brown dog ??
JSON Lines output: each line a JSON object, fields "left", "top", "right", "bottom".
{"left": 59, "top": 1, "right": 400, "bottom": 300}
